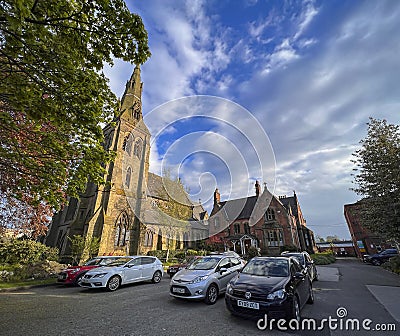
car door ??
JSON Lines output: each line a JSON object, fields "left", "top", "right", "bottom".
{"left": 140, "top": 257, "right": 156, "bottom": 280}
{"left": 123, "top": 258, "right": 142, "bottom": 283}
{"left": 216, "top": 257, "right": 233, "bottom": 291}
{"left": 291, "top": 260, "right": 309, "bottom": 306}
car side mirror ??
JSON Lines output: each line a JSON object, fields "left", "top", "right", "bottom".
{"left": 294, "top": 271, "right": 305, "bottom": 279}
{"left": 219, "top": 267, "right": 228, "bottom": 274}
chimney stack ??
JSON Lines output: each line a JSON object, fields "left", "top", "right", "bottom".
{"left": 255, "top": 180, "right": 261, "bottom": 197}
{"left": 214, "top": 188, "right": 220, "bottom": 205}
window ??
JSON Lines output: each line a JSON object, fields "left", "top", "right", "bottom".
{"left": 123, "top": 134, "right": 134, "bottom": 155}
{"left": 234, "top": 222, "right": 241, "bottom": 235}
{"left": 144, "top": 229, "right": 154, "bottom": 247}
{"left": 266, "top": 229, "right": 283, "bottom": 247}
{"left": 244, "top": 222, "right": 250, "bottom": 234}
{"left": 125, "top": 167, "right": 132, "bottom": 188}
{"left": 114, "top": 213, "right": 129, "bottom": 247}
{"left": 218, "top": 258, "right": 231, "bottom": 270}
{"left": 266, "top": 208, "right": 275, "bottom": 221}
{"left": 140, "top": 257, "right": 155, "bottom": 265}
{"left": 134, "top": 138, "right": 143, "bottom": 158}
{"left": 230, "top": 257, "right": 241, "bottom": 266}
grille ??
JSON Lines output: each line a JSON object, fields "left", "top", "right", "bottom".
{"left": 232, "top": 289, "right": 268, "bottom": 302}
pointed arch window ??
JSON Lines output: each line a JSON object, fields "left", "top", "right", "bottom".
{"left": 123, "top": 134, "right": 134, "bottom": 155}
{"left": 183, "top": 232, "right": 189, "bottom": 249}
{"left": 134, "top": 138, "right": 143, "bottom": 159}
{"left": 244, "top": 222, "right": 250, "bottom": 234}
{"left": 125, "top": 167, "right": 132, "bottom": 188}
{"left": 114, "top": 212, "right": 129, "bottom": 247}
{"left": 144, "top": 229, "right": 154, "bottom": 247}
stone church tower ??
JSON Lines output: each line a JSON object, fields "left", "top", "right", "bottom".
{"left": 44, "top": 66, "right": 209, "bottom": 261}
{"left": 45, "top": 66, "right": 151, "bottom": 258}
{"left": 88, "top": 65, "right": 151, "bottom": 256}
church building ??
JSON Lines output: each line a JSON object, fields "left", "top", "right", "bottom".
{"left": 44, "top": 67, "right": 208, "bottom": 261}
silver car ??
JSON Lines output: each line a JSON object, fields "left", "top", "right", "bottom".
{"left": 79, "top": 256, "right": 163, "bottom": 291}
{"left": 170, "top": 254, "right": 245, "bottom": 304}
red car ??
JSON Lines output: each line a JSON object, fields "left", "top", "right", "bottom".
{"left": 167, "top": 256, "right": 200, "bottom": 278}
{"left": 58, "top": 256, "right": 122, "bottom": 285}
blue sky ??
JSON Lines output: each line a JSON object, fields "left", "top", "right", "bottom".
{"left": 104, "top": 0, "right": 400, "bottom": 240}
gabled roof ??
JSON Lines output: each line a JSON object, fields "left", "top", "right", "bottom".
{"left": 278, "top": 196, "right": 298, "bottom": 216}
{"left": 147, "top": 172, "right": 192, "bottom": 206}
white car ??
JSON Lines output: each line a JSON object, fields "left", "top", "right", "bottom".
{"left": 79, "top": 256, "right": 163, "bottom": 291}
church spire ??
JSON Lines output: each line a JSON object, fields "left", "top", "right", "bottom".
{"left": 120, "top": 65, "right": 143, "bottom": 122}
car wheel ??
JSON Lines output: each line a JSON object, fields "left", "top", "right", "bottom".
{"left": 106, "top": 275, "right": 121, "bottom": 291}
{"left": 289, "top": 295, "right": 301, "bottom": 322}
{"left": 152, "top": 271, "right": 162, "bottom": 283}
{"left": 204, "top": 284, "right": 218, "bottom": 305}
{"left": 371, "top": 259, "right": 381, "bottom": 266}
{"left": 74, "top": 273, "right": 85, "bottom": 286}
{"left": 307, "top": 285, "right": 314, "bottom": 304}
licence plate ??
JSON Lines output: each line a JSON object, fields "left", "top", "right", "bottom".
{"left": 237, "top": 300, "right": 259, "bottom": 309}
{"left": 172, "top": 287, "right": 185, "bottom": 294}
{"left": 58, "top": 274, "right": 66, "bottom": 280}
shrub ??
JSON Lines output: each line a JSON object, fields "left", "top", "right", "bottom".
{"left": 311, "top": 252, "right": 336, "bottom": 265}
{"left": 247, "top": 246, "right": 260, "bottom": 259}
{"left": 382, "top": 256, "right": 400, "bottom": 274}
{"left": 0, "top": 239, "right": 59, "bottom": 265}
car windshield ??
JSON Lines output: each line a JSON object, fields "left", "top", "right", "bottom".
{"left": 104, "top": 257, "right": 132, "bottom": 267}
{"left": 241, "top": 259, "right": 289, "bottom": 277}
{"left": 187, "top": 257, "right": 220, "bottom": 270}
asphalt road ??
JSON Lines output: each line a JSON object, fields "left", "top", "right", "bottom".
{"left": 0, "top": 259, "right": 398, "bottom": 336}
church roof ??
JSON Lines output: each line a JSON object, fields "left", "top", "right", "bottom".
{"left": 147, "top": 172, "right": 192, "bottom": 207}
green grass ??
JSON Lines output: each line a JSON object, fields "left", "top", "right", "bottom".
{"left": 0, "top": 277, "right": 57, "bottom": 289}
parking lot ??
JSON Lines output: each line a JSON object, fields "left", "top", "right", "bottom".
{"left": 0, "top": 259, "right": 398, "bottom": 336}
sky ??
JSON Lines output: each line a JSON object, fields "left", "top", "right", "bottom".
{"left": 104, "top": 0, "right": 400, "bottom": 240}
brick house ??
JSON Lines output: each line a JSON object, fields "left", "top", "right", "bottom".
{"left": 208, "top": 181, "right": 316, "bottom": 256}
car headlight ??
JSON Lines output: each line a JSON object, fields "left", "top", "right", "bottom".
{"left": 92, "top": 273, "right": 107, "bottom": 278}
{"left": 68, "top": 268, "right": 81, "bottom": 274}
{"left": 226, "top": 283, "right": 233, "bottom": 295}
{"left": 267, "top": 289, "right": 286, "bottom": 300}
{"left": 189, "top": 275, "right": 209, "bottom": 284}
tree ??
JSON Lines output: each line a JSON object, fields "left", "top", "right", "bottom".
{"left": 325, "top": 235, "right": 340, "bottom": 242}
{"left": 352, "top": 118, "right": 400, "bottom": 242}
{"left": 0, "top": 0, "right": 151, "bottom": 235}
{"left": 68, "top": 235, "right": 100, "bottom": 265}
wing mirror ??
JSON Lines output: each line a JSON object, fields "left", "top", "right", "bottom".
{"left": 219, "top": 267, "right": 228, "bottom": 274}
{"left": 294, "top": 271, "right": 305, "bottom": 279}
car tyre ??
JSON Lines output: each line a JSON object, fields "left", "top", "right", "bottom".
{"left": 106, "top": 275, "right": 121, "bottom": 291}
{"left": 289, "top": 295, "right": 301, "bottom": 322}
{"left": 152, "top": 271, "right": 162, "bottom": 283}
{"left": 204, "top": 284, "right": 218, "bottom": 305}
